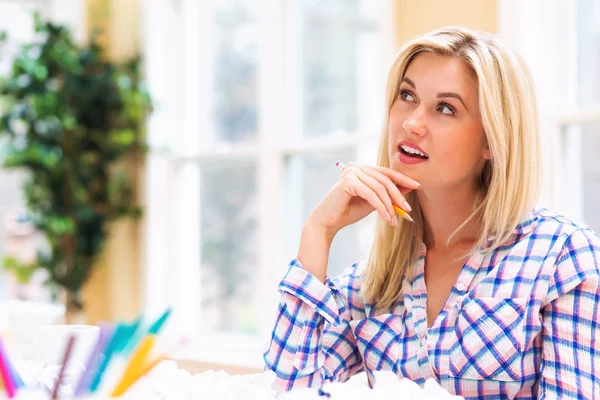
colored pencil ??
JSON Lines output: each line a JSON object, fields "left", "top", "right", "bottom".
{"left": 51, "top": 334, "right": 76, "bottom": 400}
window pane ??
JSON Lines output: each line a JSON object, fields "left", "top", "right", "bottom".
{"left": 285, "top": 150, "right": 373, "bottom": 278}
{"left": 560, "top": 124, "right": 600, "bottom": 233}
{"left": 0, "top": 1, "right": 49, "bottom": 78}
{"left": 300, "top": 0, "right": 382, "bottom": 137}
{"left": 577, "top": 0, "right": 600, "bottom": 106}
{"left": 0, "top": 0, "right": 50, "bottom": 301}
{"left": 200, "top": 161, "right": 258, "bottom": 333}
{"left": 211, "top": 0, "right": 259, "bottom": 144}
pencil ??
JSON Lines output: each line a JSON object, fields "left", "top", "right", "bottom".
{"left": 335, "top": 162, "right": 414, "bottom": 223}
{"left": 51, "top": 334, "right": 76, "bottom": 400}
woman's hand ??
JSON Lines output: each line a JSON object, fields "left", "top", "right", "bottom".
{"left": 306, "top": 162, "right": 420, "bottom": 237}
{"left": 297, "top": 163, "right": 419, "bottom": 283}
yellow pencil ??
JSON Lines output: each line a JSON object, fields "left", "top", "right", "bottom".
{"left": 336, "top": 162, "right": 414, "bottom": 223}
{"left": 392, "top": 204, "right": 415, "bottom": 223}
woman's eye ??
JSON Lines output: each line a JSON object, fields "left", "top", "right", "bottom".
{"left": 399, "top": 90, "right": 415, "bottom": 101}
{"left": 437, "top": 103, "right": 455, "bottom": 115}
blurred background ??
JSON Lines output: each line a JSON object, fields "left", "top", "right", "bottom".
{"left": 0, "top": 0, "right": 597, "bottom": 375}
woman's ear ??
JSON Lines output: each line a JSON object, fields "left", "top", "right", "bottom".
{"left": 483, "top": 148, "right": 492, "bottom": 160}
{"left": 482, "top": 139, "right": 492, "bottom": 160}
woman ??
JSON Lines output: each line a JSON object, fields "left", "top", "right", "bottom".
{"left": 264, "top": 27, "right": 600, "bottom": 399}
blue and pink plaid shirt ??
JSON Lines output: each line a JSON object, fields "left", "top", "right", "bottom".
{"left": 264, "top": 208, "right": 600, "bottom": 399}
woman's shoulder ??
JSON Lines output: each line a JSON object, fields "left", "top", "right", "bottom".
{"left": 531, "top": 207, "right": 600, "bottom": 270}
{"left": 531, "top": 207, "right": 600, "bottom": 241}
{"left": 529, "top": 208, "right": 600, "bottom": 302}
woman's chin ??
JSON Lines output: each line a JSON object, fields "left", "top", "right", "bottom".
{"left": 390, "top": 161, "right": 422, "bottom": 180}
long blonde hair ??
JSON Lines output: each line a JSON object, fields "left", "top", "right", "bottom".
{"left": 362, "top": 26, "right": 541, "bottom": 311}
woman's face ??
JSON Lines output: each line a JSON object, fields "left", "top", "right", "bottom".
{"left": 388, "top": 53, "right": 490, "bottom": 191}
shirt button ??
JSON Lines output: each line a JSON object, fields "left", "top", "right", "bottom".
{"left": 456, "top": 282, "right": 466, "bottom": 291}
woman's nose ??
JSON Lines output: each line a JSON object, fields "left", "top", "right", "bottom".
{"left": 402, "top": 109, "right": 428, "bottom": 137}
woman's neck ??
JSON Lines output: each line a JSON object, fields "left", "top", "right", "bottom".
{"left": 417, "top": 184, "right": 483, "bottom": 251}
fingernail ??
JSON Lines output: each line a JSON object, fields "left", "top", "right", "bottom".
{"left": 385, "top": 211, "right": 392, "bottom": 224}
{"left": 394, "top": 215, "right": 399, "bottom": 226}
{"left": 403, "top": 213, "right": 415, "bottom": 223}
{"left": 403, "top": 201, "right": 412, "bottom": 212}
{"left": 413, "top": 180, "right": 420, "bottom": 187}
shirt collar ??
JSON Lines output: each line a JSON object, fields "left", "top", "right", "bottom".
{"left": 512, "top": 209, "right": 538, "bottom": 235}
{"left": 486, "top": 208, "right": 539, "bottom": 244}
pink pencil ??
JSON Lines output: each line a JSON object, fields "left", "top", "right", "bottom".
{"left": 0, "top": 336, "right": 17, "bottom": 398}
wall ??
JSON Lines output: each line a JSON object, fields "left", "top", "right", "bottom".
{"left": 82, "top": 0, "right": 142, "bottom": 324}
{"left": 393, "top": 0, "right": 497, "bottom": 46}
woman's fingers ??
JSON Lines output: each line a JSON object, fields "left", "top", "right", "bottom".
{"left": 341, "top": 168, "right": 392, "bottom": 225}
{"left": 361, "top": 167, "right": 411, "bottom": 213}
{"left": 356, "top": 170, "right": 398, "bottom": 225}
{"left": 337, "top": 162, "right": 419, "bottom": 226}
{"left": 352, "top": 179, "right": 394, "bottom": 225}
{"left": 371, "top": 166, "right": 420, "bottom": 190}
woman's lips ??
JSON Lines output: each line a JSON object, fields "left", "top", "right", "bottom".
{"left": 397, "top": 149, "right": 429, "bottom": 164}
{"left": 397, "top": 141, "right": 429, "bottom": 165}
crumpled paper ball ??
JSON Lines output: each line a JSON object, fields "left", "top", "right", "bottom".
{"left": 116, "top": 361, "right": 277, "bottom": 400}
{"left": 278, "top": 371, "right": 465, "bottom": 400}
{"left": 12, "top": 360, "right": 462, "bottom": 400}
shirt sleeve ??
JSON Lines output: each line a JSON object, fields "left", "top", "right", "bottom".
{"left": 538, "top": 228, "right": 600, "bottom": 399}
{"left": 263, "top": 259, "right": 365, "bottom": 393}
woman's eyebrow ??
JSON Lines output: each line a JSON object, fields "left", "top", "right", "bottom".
{"left": 437, "top": 92, "right": 467, "bottom": 110}
{"left": 402, "top": 77, "right": 468, "bottom": 110}
{"left": 402, "top": 77, "right": 415, "bottom": 88}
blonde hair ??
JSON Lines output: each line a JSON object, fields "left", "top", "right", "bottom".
{"left": 362, "top": 26, "right": 541, "bottom": 311}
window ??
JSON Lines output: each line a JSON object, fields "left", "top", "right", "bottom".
{"left": 141, "top": 0, "right": 393, "bottom": 365}
{"left": 559, "top": 123, "right": 600, "bottom": 234}
{"left": 498, "top": 0, "right": 600, "bottom": 235}
{"left": 555, "top": 0, "right": 600, "bottom": 227}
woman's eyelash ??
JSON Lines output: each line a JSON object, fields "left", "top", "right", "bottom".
{"left": 397, "top": 89, "right": 456, "bottom": 115}
{"left": 437, "top": 102, "right": 456, "bottom": 115}
{"left": 398, "top": 89, "right": 414, "bottom": 100}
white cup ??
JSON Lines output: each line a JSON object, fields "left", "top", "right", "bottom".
{"left": 0, "top": 300, "right": 65, "bottom": 361}
{"left": 34, "top": 325, "right": 100, "bottom": 368}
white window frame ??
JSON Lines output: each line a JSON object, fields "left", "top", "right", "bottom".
{"left": 140, "top": 0, "right": 396, "bottom": 367}
{"left": 497, "top": 0, "right": 600, "bottom": 221}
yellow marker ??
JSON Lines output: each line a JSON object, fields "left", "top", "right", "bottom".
{"left": 111, "top": 337, "right": 188, "bottom": 398}
{"left": 110, "top": 335, "right": 155, "bottom": 397}
{"left": 111, "top": 354, "right": 166, "bottom": 398}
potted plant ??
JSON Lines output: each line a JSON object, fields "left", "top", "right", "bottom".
{"left": 0, "top": 14, "right": 152, "bottom": 319}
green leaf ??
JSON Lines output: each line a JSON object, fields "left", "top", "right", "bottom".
{"left": 2, "top": 256, "right": 39, "bottom": 284}
{"left": 109, "top": 128, "right": 136, "bottom": 147}
{"left": 45, "top": 215, "right": 76, "bottom": 235}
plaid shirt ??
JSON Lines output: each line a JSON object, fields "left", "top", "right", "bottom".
{"left": 264, "top": 208, "right": 600, "bottom": 399}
